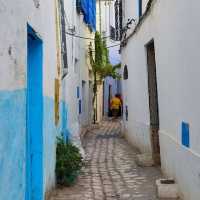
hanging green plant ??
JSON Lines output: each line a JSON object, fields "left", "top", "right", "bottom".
{"left": 89, "top": 32, "right": 121, "bottom": 123}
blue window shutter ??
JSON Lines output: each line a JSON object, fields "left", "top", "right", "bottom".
{"left": 80, "top": 0, "right": 96, "bottom": 30}
{"left": 77, "top": 86, "right": 80, "bottom": 98}
{"left": 182, "top": 122, "right": 190, "bottom": 148}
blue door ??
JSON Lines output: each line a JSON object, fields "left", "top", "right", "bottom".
{"left": 26, "top": 25, "right": 43, "bottom": 200}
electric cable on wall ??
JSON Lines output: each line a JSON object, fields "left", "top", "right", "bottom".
{"left": 65, "top": 31, "right": 111, "bottom": 40}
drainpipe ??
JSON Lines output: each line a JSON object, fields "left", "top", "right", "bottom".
{"left": 99, "top": 0, "right": 102, "bottom": 33}
{"left": 138, "top": 0, "right": 142, "bottom": 17}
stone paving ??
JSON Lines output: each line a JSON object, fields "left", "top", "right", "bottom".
{"left": 50, "top": 120, "right": 162, "bottom": 200}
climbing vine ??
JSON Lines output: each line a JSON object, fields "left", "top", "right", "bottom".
{"left": 89, "top": 32, "right": 121, "bottom": 123}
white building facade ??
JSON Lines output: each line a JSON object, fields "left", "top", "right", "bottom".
{"left": 0, "top": 0, "right": 95, "bottom": 199}
{"left": 62, "top": 0, "right": 94, "bottom": 140}
{"left": 121, "top": 0, "right": 200, "bottom": 199}
{"left": 0, "top": 0, "right": 63, "bottom": 199}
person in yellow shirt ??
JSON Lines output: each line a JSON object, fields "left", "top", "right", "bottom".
{"left": 110, "top": 94, "right": 122, "bottom": 118}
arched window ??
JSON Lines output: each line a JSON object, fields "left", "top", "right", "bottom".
{"left": 123, "top": 65, "right": 128, "bottom": 80}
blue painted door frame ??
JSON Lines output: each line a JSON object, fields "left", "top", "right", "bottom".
{"left": 26, "top": 25, "right": 43, "bottom": 200}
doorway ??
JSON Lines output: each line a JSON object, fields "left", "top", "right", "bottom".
{"left": 146, "top": 40, "right": 160, "bottom": 165}
{"left": 26, "top": 25, "right": 43, "bottom": 200}
{"left": 108, "top": 85, "right": 112, "bottom": 117}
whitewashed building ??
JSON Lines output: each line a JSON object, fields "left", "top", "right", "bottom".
{"left": 121, "top": 0, "right": 200, "bottom": 199}
{"left": 62, "top": 0, "right": 95, "bottom": 139}
{"left": 0, "top": 1, "right": 61, "bottom": 199}
{"left": 0, "top": 0, "right": 95, "bottom": 199}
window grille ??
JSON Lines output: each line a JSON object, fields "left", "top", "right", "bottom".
{"left": 76, "top": 0, "right": 82, "bottom": 14}
{"left": 115, "top": 0, "right": 122, "bottom": 41}
{"left": 123, "top": 65, "right": 128, "bottom": 80}
{"left": 110, "top": 26, "right": 116, "bottom": 41}
{"left": 58, "top": 0, "right": 68, "bottom": 70}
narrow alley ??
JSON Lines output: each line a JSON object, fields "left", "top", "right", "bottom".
{"left": 1, "top": 0, "right": 200, "bottom": 199}
{"left": 50, "top": 121, "right": 161, "bottom": 200}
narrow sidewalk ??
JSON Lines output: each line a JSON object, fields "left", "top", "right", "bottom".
{"left": 50, "top": 120, "right": 162, "bottom": 200}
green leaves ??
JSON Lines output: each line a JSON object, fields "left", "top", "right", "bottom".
{"left": 89, "top": 32, "right": 121, "bottom": 81}
{"left": 56, "top": 137, "right": 84, "bottom": 186}
{"left": 94, "top": 32, "right": 103, "bottom": 69}
{"left": 89, "top": 31, "right": 121, "bottom": 123}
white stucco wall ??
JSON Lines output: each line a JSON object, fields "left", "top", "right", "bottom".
{"left": 63, "top": 0, "right": 94, "bottom": 133}
{"left": 122, "top": 0, "right": 200, "bottom": 199}
{"left": 0, "top": 0, "right": 57, "bottom": 92}
{"left": 122, "top": 36, "right": 152, "bottom": 153}
{"left": 122, "top": 0, "right": 137, "bottom": 25}
{"left": 0, "top": 0, "right": 59, "bottom": 199}
{"left": 62, "top": 0, "right": 79, "bottom": 136}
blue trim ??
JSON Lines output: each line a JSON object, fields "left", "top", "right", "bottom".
{"left": 182, "top": 122, "right": 190, "bottom": 148}
{"left": 77, "top": 86, "right": 80, "bottom": 98}
{"left": 41, "top": 97, "right": 70, "bottom": 193}
{"left": 0, "top": 89, "right": 26, "bottom": 200}
{"left": 0, "top": 89, "right": 70, "bottom": 199}
{"left": 61, "top": 102, "right": 69, "bottom": 142}
{"left": 26, "top": 24, "right": 43, "bottom": 200}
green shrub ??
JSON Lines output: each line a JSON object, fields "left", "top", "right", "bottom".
{"left": 56, "top": 137, "right": 83, "bottom": 186}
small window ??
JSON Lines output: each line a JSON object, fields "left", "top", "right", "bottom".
{"left": 115, "top": 0, "right": 123, "bottom": 41}
{"left": 123, "top": 65, "right": 128, "bottom": 80}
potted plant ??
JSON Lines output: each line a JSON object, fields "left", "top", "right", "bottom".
{"left": 56, "top": 137, "right": 84, "bottom": 186}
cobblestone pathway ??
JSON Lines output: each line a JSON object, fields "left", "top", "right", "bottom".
{"left": 51, "top": 120, "right": 162, "bottom": 200}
